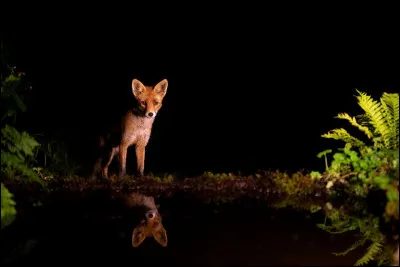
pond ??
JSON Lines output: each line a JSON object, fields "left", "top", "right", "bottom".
{"left": 1, "top": 187, "right": 383, "bottom": 266}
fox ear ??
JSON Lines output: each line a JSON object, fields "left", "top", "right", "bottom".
{"left": 132, "top": 226, "right": 147, "bottom": 247}
{"left": 153, "top": 225, "right": 168, "bottom": 247}
{"left": 154, "top": 79, "right": 168, "bottom": 98}
{"left": 132, "top": 79, "right": 146, "bottom": 98}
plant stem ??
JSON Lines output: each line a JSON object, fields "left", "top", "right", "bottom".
{"left": 324, "top": 154, "right": 328, "bottom": 170}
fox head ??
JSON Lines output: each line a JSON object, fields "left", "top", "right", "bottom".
{"left": 132, "top": 209, "right": 168, "bottom": 248}
{"left": 132, "top": 78, "right": 168, "bottom": 118}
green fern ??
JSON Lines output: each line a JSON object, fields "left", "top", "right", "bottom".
{"left": 1, "top": 183, "right": 17, "bottom": 229}
{"left": 380, "top": 92, "right": 399, "bottom": 149}
{"left": 375, "top": 244, "right": 398, "bottom": 266}
{"left": 1, "top": 125, "right": 40, "bottom": 159}
{"left": 1, "top": 124, "right": 43, "bottom": 185}
{"left": 333, "top": 235, "right": 368, "bottom": 256}
{"left": 336, "top": 113, "right": 373, "bottom": 139}
{"left": 355, "top": 90, "right": 398, "bottom": 150}
{"left": 322, "top": 90, "right": 399, "bottom": 151}
{"left": 322, "top": 128, "right": 366, "bottom": 147}
{"left": 319, "top": 210, "right": 390, "bottom": 266}
{"left": 354, "top": 240, "right": 384, "bottom": 266}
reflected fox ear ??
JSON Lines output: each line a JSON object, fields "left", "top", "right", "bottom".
{"left": 153, "top": 225, "right": 168, "bottom": 247}
{"left": 154, "top": 79, "right": 168, "bottom": 98}
{"left": 132, "top": 225, "right": 147, "bottom": 247}
{"left": 132, "top": 79, "right": 146, "bottom": 98}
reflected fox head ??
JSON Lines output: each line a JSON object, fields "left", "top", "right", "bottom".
{"left": 132, "top": 78, "right": 168, "bottom": 118}
{"left": 132, "top": 208, "right": 168, "bottom": 248}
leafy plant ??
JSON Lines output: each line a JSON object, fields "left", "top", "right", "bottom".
{"left": 0, "top": 51, "right": 47, "bottom": 229}
{"left": 322, "top": 90, "right": 399, "bottom": 150}
{"left": 0, "top": 66, "right": 29, "bottom": 124}
{"left": 1, "top": 124, "right": 43, "bottom": 184}
{"left": 317, "top": 149, "right": 332, "bottom": 171}
{"left": 1, "top": 65, "right": 43, "bottom": 185}
{"left": 203, "top": 172, "right": 236, "bottom": 183}
{"left": 270, "top": 171, "right": 315, "bottom": 196}
{"left": 1, "top": 183, "right": 17, "bottom": 229}
{"left": 146, "top": 172, "right": 176, "bottom": 183}
{"left": 322, "top": 143, "right": 398, "bottom": 196}
{"left": 316, "top": 90, "right": 399, "bottom": 200}
{"left": 318, "top": 207, "right": 391, "bottom": 266}
{"left": 313, "top": 90, "right": 399, "bottom": 266}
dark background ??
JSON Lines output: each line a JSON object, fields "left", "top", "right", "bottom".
{"left": 2, "top": 14, "right": 399, "bottom": 177}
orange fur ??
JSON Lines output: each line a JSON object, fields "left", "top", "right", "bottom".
{"left": 122, "top": 192, "right": 168, "bottom": 248}
{"left": 92, "top": 78, "right": 168, "bottom": 179}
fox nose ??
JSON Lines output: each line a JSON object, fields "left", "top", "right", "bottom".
{"left": 148, "top": 112, "right": 154, "bottom": 117}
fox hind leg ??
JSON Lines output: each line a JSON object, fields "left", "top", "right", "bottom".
{"left": 91, "top": 157, "right": 103, "bottom": 180}
{"left": 102, "top": 146, "right": 119, "bottom": 179}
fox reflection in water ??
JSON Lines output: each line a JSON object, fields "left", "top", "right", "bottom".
{"left": 108, "top": 192, "right": 168, "bottom": 248}
{"left": 111, "top": 192, "right": 168, "bottom": 248}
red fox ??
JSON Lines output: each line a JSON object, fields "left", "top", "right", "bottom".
{"left": 126, "top": 193, "right": 168, "bottom": 248}
{"left": 113, "top": 192, "right": 168, "bottom": 247}
{"left": 92, "top": 78, "right": 168, "bottom": 179}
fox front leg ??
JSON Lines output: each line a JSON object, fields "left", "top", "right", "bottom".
{"left": 135, "top": 144, "right": 145, "bottom": 177}
{"left": 119, "top": 143, "right": 129, "bottom": 177}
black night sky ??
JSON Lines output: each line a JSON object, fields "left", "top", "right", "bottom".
{"left": 2, "top": 16, "right": 399, "bottom": 178}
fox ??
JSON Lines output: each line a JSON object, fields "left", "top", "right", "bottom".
{"left": 109, "top": 191, "right": 168, "bottom": 247}
{"left": 92, "top": 78, "right": 168, "bottom": 179}
{"left": 123, "top": 192, "right": 168, "bottom": 248}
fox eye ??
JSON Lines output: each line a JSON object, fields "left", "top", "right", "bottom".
{"left": 154, "top": 101, "right": 159, "bottom": 105}
{"left": 141, "top": 101, "right": 146, "bottom": 105}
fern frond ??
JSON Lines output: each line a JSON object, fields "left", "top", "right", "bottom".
{"left": 356, "top": 90, "right": 391, "bottom": 149}
{"left": 355, "top": 114, "right": 372, "bottom": 127}
{"left": 317, "top": 218, "right": 358, "bottom": 234}
{"left": 322, "top": 128, "right": 366, "bottom": 147}
{"left": 354, "top": 240, "right": 383, "bottom": 266}
{"left": 336, "top": 113, "right": 374, "bottom": 139}
{"left": 375, "top": 243, "right": 398, "bottom": 266}
{"left": 380, "top": 92, "right": 399, "bottom": 150}
{"left": 333, "top": 236, "right": 368, "bottom": 256}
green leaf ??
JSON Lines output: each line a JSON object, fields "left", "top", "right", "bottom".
{"left": 360, "top": 161, "right": 369, "bottom": 170}
{"left": 333, "top": 153, "right": 346, "bottom": 162}
{"left": 310, "top": 171, "right": 322, "bottom": 180}
{"left": 349, "top": 151, "right": 359, "bottom": 162}
{"left": 322, "top": 128, "right": 366, "bottom": 147}
{"left": 372, "top": 175, "right": 390, "bottom": 190}
{"left": 317, "top": 149, "right": 332, "bottom": 158}
{"left": 1, "top": 183, "right": 17, "bottom": 229}
{"left": 358, "top": 173, "right": 367, "bottom": 181}
{"left": 386, "top": 186, "right": 398, "bottom": 201}
{"left": 354, "top": 240, "right": 383, "bottom": 266}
